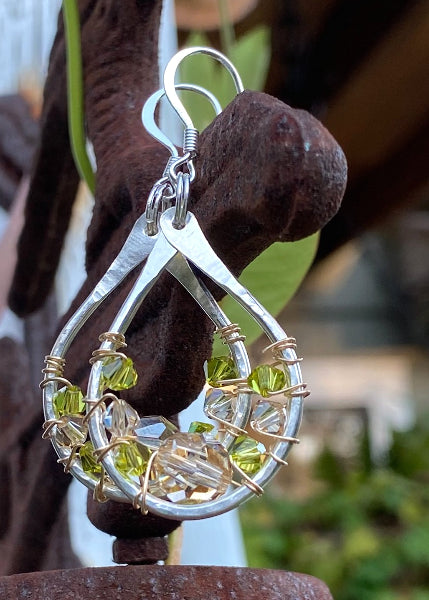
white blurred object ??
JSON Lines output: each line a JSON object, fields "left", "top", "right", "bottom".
{"left": 179, "top": 389, "right": 247, "bottom": 567}
{"left": 0, "top": 0, "right": 61, "bottom": 94}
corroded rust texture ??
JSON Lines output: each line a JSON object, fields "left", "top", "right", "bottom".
{"left": 0, "top": 565, "right": 334, "bottom": 599}
{"left": 0, "top": 334, "right": 80, "bottom": 575}
{"left": 5, "top": 0, "right": 346, "bottom": 571}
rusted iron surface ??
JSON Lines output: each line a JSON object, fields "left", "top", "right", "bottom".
{"left": 0, "top": 565, "right": 334, "bottom": 599}
{"left": 112, "top": 537, "right": 169, "bottom": 565}
{"left": 0, "top": 335, "right": 80, "bottom": 576}
{"left": 5, "top": 0, "right": 347, "bottom": 569}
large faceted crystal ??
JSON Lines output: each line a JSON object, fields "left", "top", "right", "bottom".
{"left": 247, "top": 364, "right": 288, "bottom": 398}
{"left": 154, "top": 433, "right": 232, "bottom": 503}
{"left": 101, "top": 356, "right": 138, "bottom": 391}
{"left": 53, "top": 385, "right": 85, "bottom": 417}
{"left": 252, "top": 401, "right": 286, "bottom": 435}
{"left": 205, "top": 356, "right": 239, "bottom": 387}
{"left": 135, "top": 415, "right": 178, "bottom": 450}
{"left": 103, "top": 399, "right": 139, "bottom": 437}
{"left": 231, "top": 435, "right": 266, "bottom": 474}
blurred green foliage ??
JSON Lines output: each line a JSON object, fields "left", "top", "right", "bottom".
{"left": 241, "top": 416, "right": 429, "bottom": 600}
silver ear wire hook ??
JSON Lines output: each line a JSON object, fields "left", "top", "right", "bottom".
{"left": 163, "top": 47, "right": 244, "bottom": 132}
{"left": 142, "top": 83, "right": 223, "bottom": 234}
{"left": 142, "top": 83, "right": 223, "bottom": 159}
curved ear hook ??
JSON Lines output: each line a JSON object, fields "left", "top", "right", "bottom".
{"left": 142, "top": 83, "right": 223, "bottom": 158}
{"left": 163, "top": 46, "right": 244, "bottom": 130}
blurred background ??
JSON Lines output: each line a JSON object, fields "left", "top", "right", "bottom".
{"left": 1, "top": 1, "right": 429, "bottom": 598}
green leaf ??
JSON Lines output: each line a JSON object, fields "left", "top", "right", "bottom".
{"left": 213, "top": 233, "right": 319, "bottom": 353}
{"left": 63, "top": 0, "right": 96, "bottom": 193}
{"left": 180, "top": 28, "right": 270, "bottom": 132}
{"left": 229, "top": 26, "right": 271, "bottom": 92}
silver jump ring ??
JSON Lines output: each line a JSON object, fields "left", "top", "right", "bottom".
{"left": 172, "top": 172, "right": 190, "bottom": 229}
{"left": 145, "top": 179, "right": 171, "bottom": 236}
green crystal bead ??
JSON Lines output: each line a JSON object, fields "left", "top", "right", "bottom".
{"left": 101, "top": 356, "right": 138, "bottom": 391}
{"left": 53, "top": 385, "right": 85, "bottom": 417}
{"left": 56, "top": 416, "right": 87, "bottom": 447}
{"left": 247, "top": 364, "right": 288, "bottom": 398}
{"left": 188, "top": 421, "right": 214, "bottom": 434}
{"left": 79, "top": 441, "right": 101, "bottom": 474}
{"left": 114, "top": 442, "right": 149, "bottom": 477}
{"left": 206, "top": 356, "right": 239, "bottom": 387}
{"left": 231, "top": 435, "right": 266, "bottom": 474}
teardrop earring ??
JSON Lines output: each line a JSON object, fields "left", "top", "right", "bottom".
{"left": 83, "top": 47, "right": 308, "bottom": 520}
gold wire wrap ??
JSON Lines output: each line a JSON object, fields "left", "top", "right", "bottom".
{"left": 250, "top": 420, "right": 300, "bottom": 444}
{"left": 42, "top": 417, "right": 68, "bottom": 439}
{"left": 57, "top": 444, "right": 83, "bottom": 473}
{"left": 83, "top": 393, "right": 118, "bottom": 424}
{"left": 89, "top": 349, "right": 128, "bottom": 365}
{"left": 216, "top": 323, "right": 246, "bottom": 344}
{"left": 138, "top": 450, "right": 159, "bottom": 515}
{"left": 263, "top": 337, "right": 297, "bottom": 354}
{"left": 204, "top": 406, "right": 247, "bottom": 436}
{"left": 42, "top": 355, "right": 66, "bottom": 377}
{"left": 98, "top": 331, "right": 127, "bottom": 348}
{"left": 93, "top": 467, "right": 109, "bottom": 503}
{"left": 231, "top": 461, "right": 264, "bottom": 496}
{"left": 268, "top": 452, "right": 289, "bottom": 466}
{"left": 92, "top": 436, "right": 136, "bottom": 462}
{"left": 39, "top": 375, "right": 73, "bottom": 390}
{"left": 266, "top": 382, "right": 310, "bottom": 398}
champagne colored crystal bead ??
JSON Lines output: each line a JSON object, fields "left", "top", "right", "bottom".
{"left": 231, "top": 435, "right": 266, "bottom": 474}
{"left": 53, "top": 385, "right": 85, "bottom": 417}
{"left": 79, "top": 441, "right": 102, "bottom": 474}
{"left": 154, "top": 433, "right": 232, "bottom": 503}
{"left": 247, "top": 364, "right": 288, "bottom": 398}
{"left": 135, "top": 415, "right": 178, "bottom": 450}
{"left": 188, "top": 421, "right": 214, "bottom": 434}
{"left": 252, "top": 401, "right": 286, "bottom": 435}
{"left": 204, "top": 387, "right": 235, "bottom": 422}
{"left": 206, "top": 355, "right": 239, "bottom": 387}
{"left": 103, "top": 399, "right": 139, "bottom": 437}
{"left": 101, "top": 356, "right": 138, "bottom": 391}
{"left": 56, "top": 416, "right": 88, "bottom": 447}
{"left": 114, "top": 442, "right": 149, "bottom": 477}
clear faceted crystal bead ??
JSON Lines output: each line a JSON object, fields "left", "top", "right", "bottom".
{"left": 204, "top": 388, "right": 235, "bottom": 422}
{"left": 103, "top": 399, "right": 139, "bottom": 437}
{"left": 134, "top": 415, "right": 178, "bottom": 450}
{"left": 252, "top": 401, "right": 286, "bottom": 435}
{"left": 55, "top": 416, "right": 88, "bottom": 447}
{"left": 154, "top": 432, "right": 232, "bottom": 504}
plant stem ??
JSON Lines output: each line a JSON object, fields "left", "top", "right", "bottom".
{"left": 218, "top": 0, "right": 235, "bottom": 58}
{"left": 62, "top": 0, "right": 96, "bottom": 194}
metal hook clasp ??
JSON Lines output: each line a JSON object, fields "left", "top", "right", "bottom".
{"left": 141, "top": 83, "right": 223, "bottom": 160}
{"left": 163, "top": 47, "right": 244, "bottom": 132}
{"left": 142, "top": 83, "right": 223, "bottom": 234}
